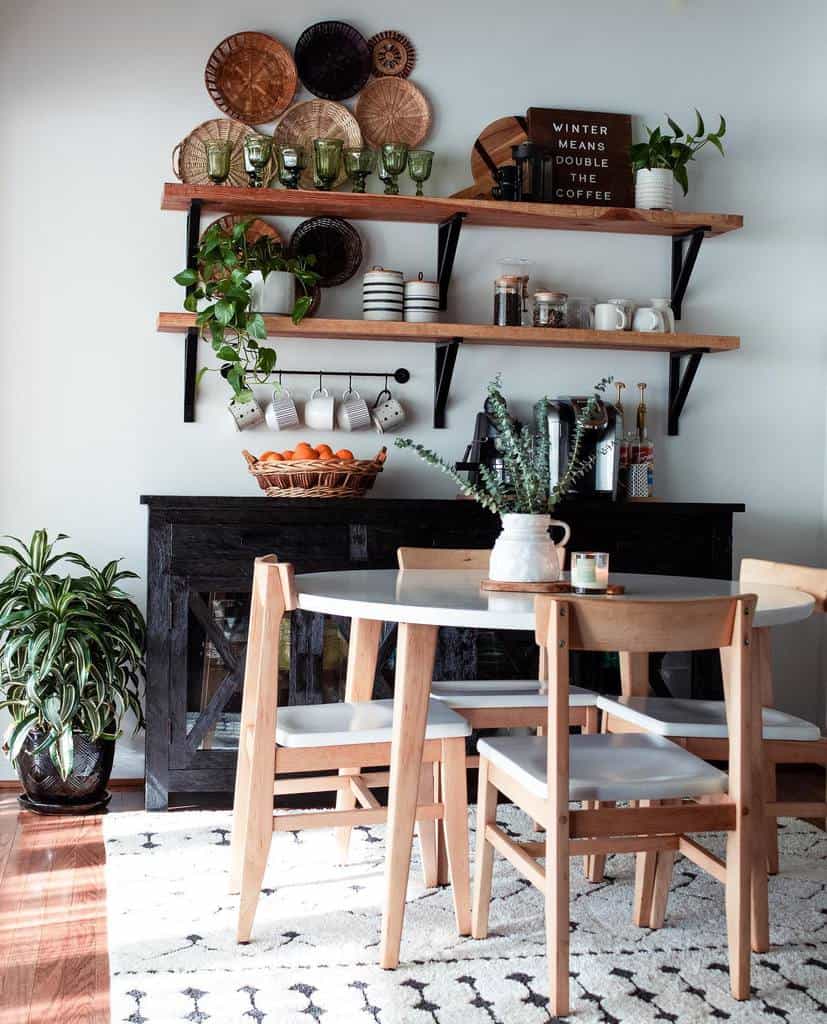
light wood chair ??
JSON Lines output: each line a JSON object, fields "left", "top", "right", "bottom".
{"left": 229, "top": 555, "right": 473, "bottom": 948}
{"left": 395, "top": 546, "right": 600, "bottom": 883}
{"left": 598, "top": 558, "right": 827, "bottom": 904}
{"left": 471, "top": 594, "right": 758, "bottom": 1016}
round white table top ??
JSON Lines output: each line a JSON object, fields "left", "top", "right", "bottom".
{"left": 294, "top": 570, "right": 815, "bottom": 631}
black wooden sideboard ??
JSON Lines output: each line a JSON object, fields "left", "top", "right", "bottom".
{"left": 141, "top": 496, "right": 743, "bottom": 810}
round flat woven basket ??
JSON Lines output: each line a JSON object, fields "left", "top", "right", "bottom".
{"left": 243, "top": 448, "right": 387, "bottom": 498}
{"left": 294, "top": 21, "right": 371, "bottom": 100}
{"left": 273, "top": 100, "right": 362, "bottom": 189}
{"left": 205, "top": 32, "right": 297, "bottom": 125}
{"left": 172, "top": 117, "right": 277, "bottom": 187}
{"left": 289, "top": 216, "right": 362, "bottom": 288}
{"left": 204, "top": 215, "right": 281, "bottom": 246}
{"left": 355, "top": 77, "right": 431, "bottom": 148}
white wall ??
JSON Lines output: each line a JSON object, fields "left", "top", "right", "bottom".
{"left": 1, "top": 0, "right": 825, "bottom": 778}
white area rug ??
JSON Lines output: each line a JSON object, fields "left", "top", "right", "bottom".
{"left": 104, "top": 808, "right": 827, "bottom": 1023}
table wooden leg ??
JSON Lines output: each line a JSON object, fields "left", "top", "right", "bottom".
{"left": 750, "top": 626, "right": 770, "bottom": 953}
{"left": 334, "top": 617, "right": 383, "bottom": 861}
{"left": 380, "top": 622, "right": 438, "bottom": 969}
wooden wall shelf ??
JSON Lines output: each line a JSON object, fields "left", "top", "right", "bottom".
{"left": 162, "top": 183, "right": 743, "bottom": 238}
{"left": 157, "top": 313, "right": 739, "bottom": 354}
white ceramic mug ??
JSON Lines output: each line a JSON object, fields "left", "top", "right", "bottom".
{"left": 371, "top": 390, "right": 406, "bottom": 433}
{"left": 632, "top": 306, "right": 667, "bottom": 332}
{"left": 336, "top": 388, "right": 372, "bottom": 431}
{"left": 304, "top": 386, "right": 334, "bottom": 431}
{"left": 594, "top": 302, "right": 627, "bottom": 331}
{"left": 228, "top": 397, "right": 265, "bottom": 432}
{"left": 650, "top": 298, "right": 676, "bottom": 333}
{"left": 264, "top": 388, "right": 300, "bottom": 430}
{"left": 608, "top": 298, "right": 634, "bottom": 331}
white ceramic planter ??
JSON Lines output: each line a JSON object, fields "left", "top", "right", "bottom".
{"left": 249, "top": 270, "right": 295, "bottom": 314}
{"left": 489, "top": 513, "right": 571, "bottom": 583}
{"left": 635, "top": 168, "right": 674, "bottom": 211}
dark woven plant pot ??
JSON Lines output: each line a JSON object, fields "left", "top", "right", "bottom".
{"left": 16, "top": 730, "right": 115, "bottom": 809}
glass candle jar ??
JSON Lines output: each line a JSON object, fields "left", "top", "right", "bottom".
{"left": 533, "top": 290, "right": 567, "bottom": 328}
{"left": 494, "top": 276, "right": 522, "bottom": 326}
{"left": 571, "top": 552, "right": 610, "bottom": 594}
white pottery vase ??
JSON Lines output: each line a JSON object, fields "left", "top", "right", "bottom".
{"left": 249, "top": 270, "right": 294, "bottom": 314}
{"left": 488, "top": 513, "right": 572, "bottom": 583}
{"left": 635, "top": 168, "right": 674, "bottom": 211}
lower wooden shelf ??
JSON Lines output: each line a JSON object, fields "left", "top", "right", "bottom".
{"left": 156, "top": 313, "right": 739, "bottom": 354}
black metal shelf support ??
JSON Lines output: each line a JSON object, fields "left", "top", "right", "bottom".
{"left": 183, "top": 199, "right": 203, "bottom": 423}
{"left": 437, "top": 213, "right": 466, "bottom": 311}
{"left": 434, "top": 338, "right": 462, "bottom": 428}
{"left": 667, "top": 348, "right": 706, "bottom": 436}
{"left": 670, "top": 226, "right": 709, "bottom": 320}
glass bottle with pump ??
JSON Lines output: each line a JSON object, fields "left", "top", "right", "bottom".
{"left": 614, "top": 381, "right": 629, "bottom": 497}
{"left": 632, "top": 382, "right": 654, "bottom": 497}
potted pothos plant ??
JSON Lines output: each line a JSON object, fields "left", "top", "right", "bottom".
{"left": 0, "top": 530, "right": 145, "bottom": 812}
{"left": 395, "top": 377, "right": 610, "bottom": 583}
{"left": 174, "top": 218, "right": 320, "bottom": 405}
{"left": 630, "top": 110, "right": 726, "bottom": 210}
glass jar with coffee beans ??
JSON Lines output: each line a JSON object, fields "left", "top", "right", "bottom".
{"left": 533, "top": 290, "right": 567, "bottom": 328}
{"left": 494, "top": 275, "right": 523, "bottom": 326}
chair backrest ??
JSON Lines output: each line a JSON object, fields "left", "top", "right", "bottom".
{"left": 740, "top": 558, "right": 827, "bottom": 613}
{"left": 535, "top": 595, "right": 754, "bottom": 654}
{"left": 397, "top": 547, "right": 490, "bottom": 570}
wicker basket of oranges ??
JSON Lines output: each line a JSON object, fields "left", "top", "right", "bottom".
{"left": 243, "top": 444, "right": 388, "bottom": 498}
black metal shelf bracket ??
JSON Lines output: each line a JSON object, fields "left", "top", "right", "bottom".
{"left": 667, "top": 348, "right": 706, "bottom": 436}
{"left": 670, "top": 226, "right": 709, "bottom": 320}
{"left": 183, "top": 199, "right": 203, "bottom": 423}
{"left": 434, "top": 338, "right": 462, "bottom": 428}
{"left": 437, "top": 213, "right": 466, "bottom": 311}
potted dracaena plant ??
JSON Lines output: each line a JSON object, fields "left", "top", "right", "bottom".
{"left": 0, "top": 530, "right": 145, "bottom": 812}
{"left": 174, "top": 218, "right": 320, "bottom": 409}
{"left": 395, "top": 377, "right": 611, "bottom": 583}
{"left": 631, "top": 110, "right": 726, "bottom": 210}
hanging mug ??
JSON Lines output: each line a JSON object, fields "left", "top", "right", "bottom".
{"left": 336, "top": 388, "right": 372, "bottom": 431}
{"left": 304, "top": 386, "right": 335, "bottom": 430}
{"left": 228, "top": 397, "right": 265, "bottom": 432}
{"left": 264, "top": 387, "right": 300, "bottom": 430}
{"left": 371, "top": 388, "right": 407, "bottom": 433}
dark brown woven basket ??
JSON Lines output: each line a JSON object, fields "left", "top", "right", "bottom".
{"left": 243, "top": 448, "right": 387, "bottom": 498}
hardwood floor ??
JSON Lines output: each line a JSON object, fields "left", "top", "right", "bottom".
{"left": 0, "top": 770, "right": 823, "bottom": 1022}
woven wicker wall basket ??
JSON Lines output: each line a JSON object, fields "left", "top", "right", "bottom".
{"left": 273, "top": 100, "right": 362, "bottom": 190}
{"left": 172, "top": 117, "right": 277, "bottom": 187}
{"left": 243, "top": 448, "right": 387, "bottom": 498}
{"left": 355, "top": 77, "right": 431, "bottom": 148}
{"left": 205, "top": 31, "right": 297, "bottom": 125}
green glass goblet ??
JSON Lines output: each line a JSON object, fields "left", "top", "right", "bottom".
{"left": 204, "top": 140, "right": 232, "bottom": 185}
{"left": 243, "top": 133, "right": 273, "bottom": 188}
{"left": 343, "top": 147, "right": 377, "bottom": 193}
{"left": 276, "top": 144, "right": 306, "bottom": 190}
{"left": 380, "top": 142, "right": 409, "bottom": 195}
{"left": 407, "top": 149, "right": 434, "bottom": 197}
{"left": 313, "top": 137, "right": 344, "bottom": 191}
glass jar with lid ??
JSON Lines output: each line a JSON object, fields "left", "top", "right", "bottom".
{"left": 533, "top": 290, "right": 567, "bottom": 328}
{"left": 494, "top": 276, "right": 523, "bottom": 326}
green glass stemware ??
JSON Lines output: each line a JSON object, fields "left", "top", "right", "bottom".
{"left": 313, "top": 137, "right": 344, "bottom": 191}
{"left": 243, "top": 134, "right": 273, "bottom": 188}
{"left": 276, "top": 144, "right": 306, "bottom": 190}
{"left": 204, "top": 140, "right": 232, "bottom": 185}
{"left": 379, "top": 142, "right": 408, "bottom": 195}
{"left": 343, "top": 147, "right": 377, "bottom": 193}
{"left": 407, "top": 149, "right": 434, "bottom": 197}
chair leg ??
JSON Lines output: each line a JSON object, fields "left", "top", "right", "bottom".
{"left": 581, "top": 707, "right": 600, "bottom": 880}
{"left": 435, "top": 762, "right": 450, "bottom": 886}
{"left": 441, "top": 738, "right": 471, "bottom": 935}
{"left": 471, "top": 757, "right": 497, "bottom": 939}
{"left": 725, "top": 824, "right": 751, "bottom": 999}
{"left": 764, "top": 759, "right": 779, "bottom": 875}
{"left": 417, "top": 763, "right": 439, "bottom": 889}
{"left": 632, "top": 801, "right": 658, "bottom": 929}
{"left": 585, "top": 710, "right": 611, "bottom": 883}
{"left": 647, "top": 850, "right": 675, "bottom": 929}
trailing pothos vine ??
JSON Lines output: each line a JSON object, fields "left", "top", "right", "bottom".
{"left": 174, "top": 218, "right": 320, "bottom": 404}
{"left": 395, "top": 377, "right": 611, "bottom": 515}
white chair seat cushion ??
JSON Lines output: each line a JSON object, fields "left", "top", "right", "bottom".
{"left": 276, "top": 698, "right": 471, "bottom": 748}
{"left": 477, "top": 732, "right": 728, "bottom": 803}
{"left": 597, "top": 695, "right": 822, "bottom": 741}
{"left": 430, "top": 679, "right": 598, "bottom": 709}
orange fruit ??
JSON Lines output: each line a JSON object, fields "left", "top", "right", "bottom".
{"left": 260, "top": 451, "right": 283, "bottom": 462}
{"left": 335, "top": 448, "right": 354, "bottom": 461}
{"left": 282, "top": 450, "right": 294, "bottom": 460}
{"left": 317, "top": 443, "right": 333, "bottom": 454}
{"left": 291, "top": 449, "right": 312, "bottom": 460}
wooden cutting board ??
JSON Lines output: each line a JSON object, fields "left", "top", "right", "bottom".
{"left": 451, "top": 114, "right": 528, "bottom": 199}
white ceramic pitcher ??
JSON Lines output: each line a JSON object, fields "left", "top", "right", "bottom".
{"left": 489, "top": 513, "right": 571, "bottom": 583}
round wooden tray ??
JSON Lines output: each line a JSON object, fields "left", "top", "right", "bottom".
{"left": 355, "top": 77, "right": 431, "bottom": 148}
{"left": 481, "top": 579, "right": 626, "bottom": 595}
{"left": 205, "top": 32, "right": 296, "bottom": 125}
{"left": 273, "top": 100, "right": 362, "bottom": 189}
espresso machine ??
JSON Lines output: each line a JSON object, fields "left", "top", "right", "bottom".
{"left": 542, "top": 397, "right": 623, "bottom": 499}
{"left": 455, "top": 396, "right": 521, "bottom": 485}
